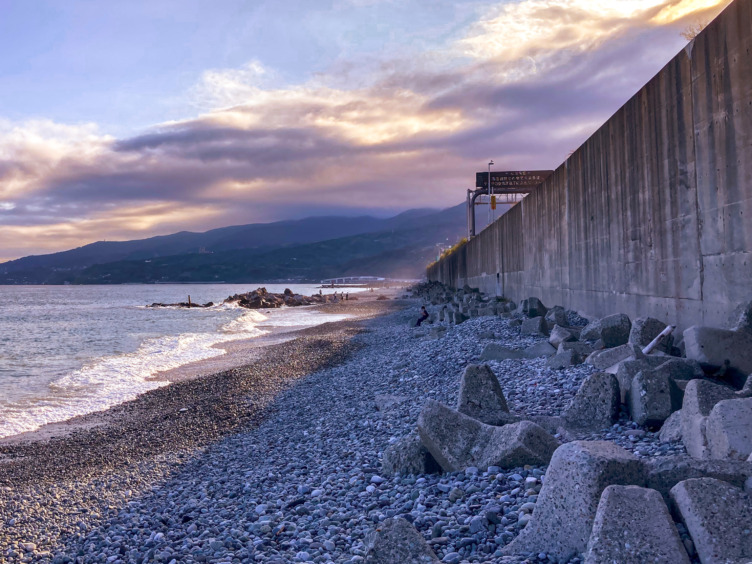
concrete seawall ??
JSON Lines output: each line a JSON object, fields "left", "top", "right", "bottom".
{"left": 428, "top": 0, "right": 751, "bottom": 331}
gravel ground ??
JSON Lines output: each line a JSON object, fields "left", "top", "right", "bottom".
{"left": 1, "top": 302, "right": 688, "bottom": 564}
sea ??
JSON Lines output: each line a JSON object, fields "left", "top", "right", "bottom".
{"left": 0, "top": 284, "right": 362, "bottom": 440}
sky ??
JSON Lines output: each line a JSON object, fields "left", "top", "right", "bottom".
{"left": 0, "top": 0, "right": 732, "bottom": 261}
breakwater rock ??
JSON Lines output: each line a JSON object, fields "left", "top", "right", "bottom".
{"left": 224, "top": 287, "right": 328, "bottom": 309}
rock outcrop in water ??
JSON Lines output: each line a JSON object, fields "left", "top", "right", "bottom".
{"left": 224, "top": 287, "right": 329, "bottom": 309}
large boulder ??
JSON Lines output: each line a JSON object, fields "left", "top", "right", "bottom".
{"left": 581, "top": 314, "right": 632, "bottom": 348}
{"left": 645, "top": 455, "right": 752, "bottom": 502}
{"left": 615, "top": 356, "right": 671, "bottom": 404}
{"left": 671, "top": 478, "right": 752, "bottom": 564}
{"left": 628, "top": 317, "right": 671, "bottom": 353}
{"left": 456, "top": 364, "right": 510, "bottom": 425}
{"left": 732, "top": 300, "right": 752, "bottom": 334}
{"left": 523, "top": 341, "right": 557, "bottom": 358}
{"left": 549, "top": 325, "right": 576, "bottom": 348}
{"left": 683, "top": 325, "right": 752, "bottom": 375}
{"left": 564, "top": 373, "right": 620, "bottom": 428}
{"left": 547, "top": 349, "right": 583, "bottom": 370}
{"left": 585, "top": 344, "right": 637, "bottom": 371}
{"left": 559, "top": 341, "right": 595, "bottom": 357}
{"left": 502, "top": 441, "right": 646, "bottom": 561}
{"left": 479, "top": 344, "right": 527, "bottom": 361}
{"left": 584, "top": 485, "right": 689, "bottom": 564}
{"left": 681, "top": 380, "right": 737, "bottom": 459}
{"left": 705, "top": 397, "right": 752, "bottom": 461}
{"left": 628, "top": 369, "right": 683, "bottom": 427}
{"left": 545, "top": 306, "right": 568, "bottom": 328}
{"left": 364, "top": 517, "right": 440, "bottom": 564}
{"left": 417, "top": 401, "right": 557, "bottom": 472}
{"left": 659, "top": 410, "right": 683, "bottom": 443}
{"left": 520, "top": 316, "right": 548, "bottom": 337}
{"left": 381, "top": 432, "right": 441, "bottom": 476}
{"left": 517, "top": 297, "right": 548, "bottom": 318}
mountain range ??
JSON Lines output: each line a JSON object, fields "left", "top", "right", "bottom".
{"left": 0, "top": 202, "right": 490, "bottom": 284}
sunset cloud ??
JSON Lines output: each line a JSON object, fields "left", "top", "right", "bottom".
{"left": 0, "top": 0, "right": 732, "bottom": 260}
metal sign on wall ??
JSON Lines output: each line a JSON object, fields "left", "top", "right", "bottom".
{"left": 475, "top": 170, "right": 553, "bottom": 192}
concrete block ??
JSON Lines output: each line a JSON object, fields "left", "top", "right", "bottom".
{"left": 479, "top": 344, "right": 526, "bottom": 361}
{"left": 417, "top": 400, "right": 557, "bottom": 472}
{"left": 681, "top": 380, "right": 737, "bottom": 459}
{"left": 457, "top": 364, "right": 510, "bottom": 425}
{"left": 684, "top": 325, "right": 752, "bottom": 374}
{"left": 364, "top": 517, "right": 440, "bottom": 563}
{"left": 705, "top": 398, "right": 752, "bottom": 461}
{"left": 559, "top": 341, "right": 595, "bottom": 357}
{"left": 584, "top": 485, "right": 689, "bottom": 564}
{"left": 520, "top": 316, "right": 548, "bottom": 337}
{"left": 670, "top": 478, "right": 752, "bottom": 564}
{"left": 659, "top": 410, "right": 683, "bottom": 443}
{"left": 547, "top": 349, "right": 583, "bottom": 370}
{"left": 653, "top": 358, "right": 704, "bottom": 381}
{"left": 549, "top": 325, "right": 576, "bottom": 348}
{"left": 732, "top": 300, "right": 752, "bottom": 334}
{"left": 581, "top": 314, "right": 632, "bottom": 348}
{"left": 645, "top": 455, "right": 752, "bottom": 502}
{"left": 523, "top": 341, "right": 557, "bottom": 358}
{"left": 564, "top": 373, "right": 620, "bottom": 428}
{"left": 502, "top": 441, "right": 646, "bottom": 561}
{"left": 585, "top": 344, "right": 636, "bottom": 371}
{"left": 629, "top": 317, "right": 672, "bottom": 353}
{"left": 545, "top": 305, "right": 568, "bottom": 327}
{"left": 615, "top": 356, "right": 671, "bottom": 404}
{"left": 628, "top": 369, "right": 677, "bottom": 427}
{"left": 517, "top": 297, "right": 548, "bottom": 318}
{"left": 381, "top": 432, "right": 441, "bottom": 476}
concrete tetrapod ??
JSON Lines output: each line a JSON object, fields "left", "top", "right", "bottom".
{"left": 502, "top": 441, "right": 646, "bottom": 561}
{"left": 381, "top": 432, "right": 441, "bottom": 476}
{"left": 584, "top": 485, "right": 689, "bottom": 564}
{"left": 681, "top": 379, "right": 736, "bottom": 459}
{"left": 416, "top": 400, "right": 558, "bottom": 472}
{"left": 564, "top": 373, "right": 620, "bottom": 428}
{"left": 684, "top": 326, "right": 752, "bottom": 375}
{"left": 670, "top": 478, "right": 752, "bottom": 564}
{"left": 705, "top": 397, "right": 752, "bottom": 461}
{"left": 456, "top": 364, "right": 512, "bottom": 426}
{"left": 364, "top": 517, "right": 439, "bottom": 564}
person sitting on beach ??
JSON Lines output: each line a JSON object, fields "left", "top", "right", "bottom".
{"left": 415, "top": 306, "right": 429, "bottom": 327}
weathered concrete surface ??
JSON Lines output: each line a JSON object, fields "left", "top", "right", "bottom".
{"left": 456, "top": 364, "right": 510, "bottom": 425}
{"left": 564, "top": 373, "right": 620, "bottom": 428}
{"left": 427, "top": 0, "right": 752, "bottom": 332}
{"left": 705, "top": 397, "right": 752, "bottom": 461}
{"left": 629, "top": 317, "right": 671, "bottom": 353}
{"left": 584, "top": 485, "right": 689, "bottom": 564}
{"left": 645, "top": 455, "right": 752, "bottom": 501}
{"left": 681, "top": 379, "right": 737, "bottom": 459}
{"left": 364, "top": 518, "right": 439, "bottom": 563}
{"left": 502, "top": 441, "right": 645, "bottom": 561}
{"left": 683, "top": 326, "right": 752, "bottom": 374}
{"left": 628, "top": 369, "right": 677, "bottom": 427}
{"left": 417, "top": 400, "right": 557, "bottom": 472}
{"left": 670, "top": 478, "right": 752, "bottom": 564}
{"left": 381, "top": 432, "right": 441, "bottom": 476}
{"left": 659, "top": 410, "right": 683, "bottom": 443}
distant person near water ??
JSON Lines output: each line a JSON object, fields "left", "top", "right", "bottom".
{"left": 415, "top": 306, "right": 429, "bottom": 327}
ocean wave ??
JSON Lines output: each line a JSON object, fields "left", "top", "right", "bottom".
{"left": 0, "top": 310, "right": 267, "bottom": 439}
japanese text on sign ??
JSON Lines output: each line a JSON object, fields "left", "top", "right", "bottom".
{"left": 475, "top": 170, "right": 554, "bottom": 191}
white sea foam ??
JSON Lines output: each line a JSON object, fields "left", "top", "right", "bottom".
{"left": 0, "top": 309, "right": 268, "bottom": 439}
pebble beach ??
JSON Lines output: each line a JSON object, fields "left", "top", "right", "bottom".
{"left": 0, "top": 294, "right": 690, "bottom": 564}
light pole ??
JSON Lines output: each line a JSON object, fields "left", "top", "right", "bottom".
{"left": 487, "top": 159, "right": 494, "bottom": 225}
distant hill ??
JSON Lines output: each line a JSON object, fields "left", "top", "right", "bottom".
{"left": 0, "top": 202, "right": 494, "bottom": 284}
